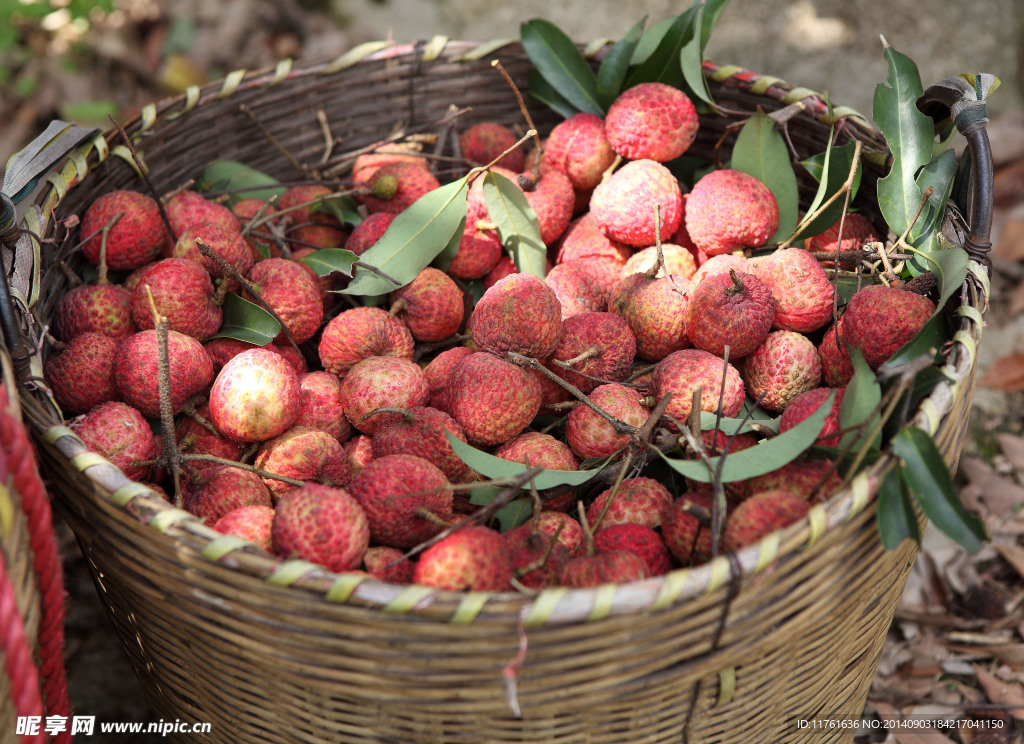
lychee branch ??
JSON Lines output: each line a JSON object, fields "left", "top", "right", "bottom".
{"left": 96, "top": 211, "right": 123, "bottom": 285}
{"left": 491, "top": 59, "right": 541, "bottom": 176}
{"left": 239, "top": 103, "right": 305, "bottom": 174}
{"left": 108, "top": 115, "right": 178, "bottom": 245}
{"left": 145, "top": 287, "right": 183, "bottom": 507}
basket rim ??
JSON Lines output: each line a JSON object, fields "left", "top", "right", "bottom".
{"left": 10, "top": 37, "right": 990, "bottom": 626}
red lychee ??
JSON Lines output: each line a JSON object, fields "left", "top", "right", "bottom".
{"left": 818, "top": 320, "right": 854, "bottom": 387}
{"left": 721, "top": 490, "right": 811, "bottom": 552}
{"left": 556, "top": 213, "right": 631, "bottom": 270}
{"left": 361, "top": 161, "right": 441, "bottom": 214}
{"left": 741, "top": 330, "right": 821, "bottom": 413}
{"left": 586, "top": 476, "right": 673, "bottom": 531}
{"left": 255, "top": 426, "right": 350, "bottom": 500}
{"left": 371, "top": 406, "right": 475, "bottom": 483}
{"left": 413, "top": 525, "right": 514, "bottom": 591}
{"left": 212, "top": 505, "right": 274, "bottom": 552}
{"left": 684, "top": 270, "right": 776, "bottom": 358}
{"left": 246, "top": 258, "right": 323, "bottom": 345}
{"left": 344, "top": 212, "right": 395, "bottom": 256}
{"left": 542, "top": 113, "right": 616, "bottom": 190}
{"left": 363, "top": 546, "right": 415, "bottom": 584}
{"left": 422, "top": 346, "right": 474, "bottom": 415}
{"left": 340, "top": 356, "right": 430, "bottom": 435}
{"left": 293, "top": 371, "right": 350, "bottom": 441}
{"left": 686, "top": 169, "right": 779, "bottom": 257}
{"left": 183, "top": 465, "right": 273, "bottom": 522}
{"left": 164, "top": 190, "right": 238, "bottom": 236}
{"left": 806, "top": 213, "right": 880, "bottom": 267}
{"left": 204, "top": 337, "right": 270, "bottom": 374}
{"left": 521, "top": 167, "right": 575, "bottom": 246}
{"left": 272, "top": 483, "right": 369, "bottom": 572}
{"left": 544, "top": 261, "right": 607, "bottom": 319}
{"left": 494, "top": 431, "right": 580, "bottom": 511}
{"left": 344, "top": 434, "right": 374, "bottom": 477}
{"left": 842, "top": 284, "right": 935, "bottom": 369}
{"left": 44, "top": 333, "right": 120, "bottom": 414}
{"left": 114, "top": 330, "right": 215, "bottom": 419}
{"left": 565, "top": 383, "right": 648, "bottom": 459}
{"left": 447, "top": 225, "right": 503, "bottom": 280}
{"left": 561, "top": 549, "right": 648, "bottom": 588}
{"left": 319, "top": 306, "right": 414, "bottom": 377}
{"left": 662, "top": 490, "right": 714, "bottom": 565}
{"left": 171, "top": 221, "right": 254, "bottom": 289}
{"left": 778, "top": 387, "right": 845, "bottom": 446}
{"left": 72, "top": 401, "right": 157, "bottom": 481}
{"left": 208, "top": 347, "right": 300, "bottom": 442}
{"left": 504, "top": 527, "right": 571, "bottom": 589}
{"left": 447, "top": 352, "right": 542, "bottom": 446}
{"left": 53, "top": 282, "right": 135, "bottom": 342}
{"left": 550, "top": 311, "right": 636, "bottom": 393}
{"left": 389, "top": 267, "right": 464, "bottom": 342}
{"left": 459, "top": 121, "right": 525, "bottom": 172}
{"left": 651, "top": 348, "right": 745, "bottom": 423}
{"left": 130, "top": 257, "right": 223, "bottom": 339}
{"left": 744, "top": 459, "right": 842, "bottom": 504}
{"left": 470, "top": 273, "right": 562, "bottom": 359}
{"left": 750, "top": 248, "right": 835, "bottom": 333}
{"left": 81, "top": 190, "right": 170, "bottom": 271}
{"left": 691, "top": 253, "right": 749, "bottom": 286}
{"left": 590, "top": 159, "right": 683, "bottom": 247}
{"left": 622, "top": 243, "right": 697, "bottom": 280}
{"left": 593, "top": 523, "right": 672, "bottom": 576}
{"left": 608, "top": 273, "right": 691, "bottom": 362}
{"left": 605, "top": 82, "right": 699, "bottom": 163}
{"left": 351, "top": 144, "right": 429, "bottom": 188}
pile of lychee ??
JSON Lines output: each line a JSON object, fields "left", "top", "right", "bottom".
{"left": 44, "top": 80, "right": 937, "bottom": 592}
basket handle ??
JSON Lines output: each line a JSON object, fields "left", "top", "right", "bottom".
{"left": 916, "top": 74, "right": 996, "bottom": 265}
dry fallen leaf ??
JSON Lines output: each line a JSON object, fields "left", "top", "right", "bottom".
{"left": 996, "top": 433, "right": 1024, "bottom": 472}
{"left": 974, "top": 665, "right": 1024, "bottom": 720}
{"left": 978, "top": 353, "right": 1024, "bottom": 392}
{"left": 989, "top": 644, "right": 1024, "bottom": 669}
{"left": 997, "top": 543, "right": 1024, "bottom": 581}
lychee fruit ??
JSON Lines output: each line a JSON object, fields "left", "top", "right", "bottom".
{"left": 556, "top": 213, "right": 631, "bottom": 270}
{"left": 371, "top": 406, "right": 474, "bottom": 483}
{"left": 72, "top": 401, "right": 157, "bottom": 481}
{"left": 254, "top": 426, "right": 350, "bottom": 499}
{"left": 343, "top": 434, "right": 374, "bottom": 478}
{"left": 175, "top": 403, "right": 242, "bottom": 485}
{"left": 691, "top": 253, "right": 748, "bottom": 286}
{"left": 684, "top": 270, "right": 776, "bottom": 358}
{"left": 164, "top": 190, "right": 238, "bottom": 236}
{"left": 565, "top": 383, "right": 648, "bottom": 459}
{"left": 271, "top": 342, "right": 307, "bottom": 376}
{"left": 818, "top": 320, "right": 854, "bottom": 387}
{"left": 550, "top": 311, "right": 636, "bottom": 393}
{"left": 586, "top": 476, "right": 673, "bottom": 531}
{"left": 561, "top": 549, "right": 649, "bottom": 588}
{"left": 272, "top": 483, "right": 369, "bottom": 572}
{"left": 114, "top": 329, "right": 215, "bottom": 419}
{"left": 685, "top": 169, "right": 779, "bottom": 257}
{"left": 170, "top": 221, "right": 254, "bottom": 289}
{"left": 806, "top": 213, "right": 879, "bottom": 267}
{"left": 80, "top": 190, "right": 170, "bottom": 270}
{"left": 778, "top": 387, "right": 845, "bottom": 446}
{"left": 389, "top": 267, "right": 464, "bottom": 342}
{"left": 542, "top": 113, "right": 616, "bottom": 190}
{"left": 459, "top": 121, "right": 525, "bottom": 172}
{"left": 593, "top": 523, "right": 672, "bottom": 576}
{"left": 605, "top": 82, "right": 699, "bottom": 163}
{"left": 340, "top": 356, "right": 429, "bottom": 435}
{"left": 483, "top": 254, "right": 552, "bottom": 290}
{"left": 53, "top": 282, "right": 135, "bottom": 342}
{"left": 348, "top": 454, "right": 453, "bottom": 549}
{"left": 362, "top": 546, "right": 415, "bottom": 584}
{"left": 422, "top": 346, "right": 474, "bottom": 415}
{"left": 413, "top": 525, "right": 514, "bottom": 591}
{"left": 183, "top": 465, "right": 273, "bottom": 522}
{"left": 351, "top": 144, "right": 429, "bottom": 188}
{"left": 521, "top": 168, "right": 575, "bottom": 246}
{"left": 470, "top": 273, "right": 562, "bottom": 359}
{"left": 741, "top": 330, "right": 821, "bottom": 413}
{"left": 344, "top": 212, "right": 395, "bottom": 256}
{"left": 318, "top": 306, "right": 414, "bottom": 377}
{"left": 208, "top": 347, "right": 300, "bottom": 442}
{"left": 651, "top": 348, "right": 745, "bottom": 423}
{"left": 744, "top": 459, "right": 842, "bottom": 504}
{"left": 44, "top": 333, "right": 121, "bottom": 414}
{"left": 750, "top": 248, "right": 835, "bottom": 333}
{"left": 504, "top": 527, "right": 572, "bottom": 589}
{"left": 721, "top": 490, "right": 811, "bottom": 552}
{"left": 447, "top": 225, "right": 503, "bottom": 280}
{"left": 494, "top": 431, "right": 580, "bottom": 511}
{"left": 621, "top": 243, "right": 697, "bottom": 280}
{"left": 608, "top": 273, "right": 691, "bottom": 362}
{"left": 130, "top": 257, "right": 223, "bottom": 339}
{"left": 293, "top": 371, "right": 350, "bottom": 441}
{"left": 842, "top": 284, "right": 935, "bottom": 369}
{"left": 590, "top": 159, "right": 682, "bottom": 247}
{"left": 212, "top": 505, "right": 274, "bottom": 552}
{"left": 246, "top": 258, "right": 323, "bottom": 345}
{"left": 361, "top": 161, "right": 441, "bottom": 214}
{"left": 662, "top": 490, "right": 715, "bottom": 565}
{"left": 204, "top": 337, "right": 270, "bottom": 374}
{"left": 447, "top": 352, "right": 542, "bottom": 446}
{"left": 544, "top": 261, "right": 607, "bottom": 319}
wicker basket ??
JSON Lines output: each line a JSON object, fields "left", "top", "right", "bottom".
{"left": 3, "top": 39, "right": 992, "bottom": 744}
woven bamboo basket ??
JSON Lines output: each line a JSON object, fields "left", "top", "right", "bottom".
{"left": 3, "top": 38, "right": 992, "bottom": 744}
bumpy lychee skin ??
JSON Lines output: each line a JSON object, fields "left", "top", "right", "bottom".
{"left": 183, "top": 466, "right": 273, "bottom": 522}
{"left": 54, "top": 283, "right": 135, "bottom": 342}
{"left": 651, "top": 348, "right": 745, "bottom": 423}
{"left": 594, "top": 523, "right": 672, "bottom": 576}
{"left": 470, "top": 273, "right": 562, "bottom": 359}
{"left": 691, "top": 253, "right": 748, "bottom": 286}
{"left": 448, "top": 226, "right": 503, "bottom": 280}
{"left": 686, "top": 169, "right": 779, "bottom": 257}
{"left": 542, "top": 113, "right": 617, "bottom": 190}
{"left": 209, "top": 347, "right": 300, "bottom": 442}
{"left": 293, "top": 371, "right": 350, "bottom": 441}
{"left": 344, "top": 434, "right": 374, "bottom": 478}
{"left": 504, "top": 528, "right": 572, "bottom": 589}
{"left": 721, "top": 490, "right": 811, "bottom": 552}
{"left": 842, "top": 284, "right": 935, "bottom": 370}
{"left": 255, "top": 426, "right": 350, "bottom": 499}
{"left": 164, "top": 190, "right": 238, "bottom": 236}
{"left": 522, "top": 168, "right": 575, "bottom": 246}
{"left": 340, "top": 356, "right": 430, "bottom": 435}
{"left": 319, "top": 306, "right": 414, "bottom": 377}
{"left": 45, "top": 333, "right": 121, "bottom": 414}
{"left": 361, "top": 161, "right": 442, "bottom": 214}
{"left": 344, "top": 212, "right": 395, "bottom": 256}
{"left": 494, "top": 432, "right": 580, "bottom": 511}
{"left": 171, "top": 221, "right": 254, "bottom": 288}
{"left": 72, "top": 401, "right": 157, "bottom": 481}
{"left": 272, "top": 483, "right": 369, "bottom": 572}
{"left": 459, "top": 121, "right": 525, "bottom": 172}
{"left": 684, "top": 270, "right": 776, "bottom": 358}
{"left": 662, "top": 490, "right": 714, "bottom": 565}
{"left": 389, "top": 268, "right": 464, "bottom": 342}
{"left": 744, "top": 459, "right": 842, "bottom": 504}
{"left": 363, "top": 546, "right": 415, "bottom": 584}
{"left": 741, "top": 330, "right": 822, "bottom": 413}
{"left": 372, "top": 406, "right": 474, "bottom": 483}
{"left": 544, "top": 262, "right": 606, "bottom": 319}
{"left": 818, "top": 320, "right": 854, "bottom": 387}
{"left": 423, "top": 346, "right": 474, "bottom": 415}
{"left": 590, "top": 159, "right": 683, "bottom": 247}
{"left": 448, "top": 352, "right": 542, "bottom": 446}
{"left": 586, "top": 477, "right": 674, "bottom": 531}
{"left": 175, "top": 402, "right": 242, "bottom": 486}
{"left": 413, "top": 525, "right": 514, "bottom": 592}
{"left": 608, "top": 274, "right": 691, "bottom": 362}
{"left": 561, "top": 549, "right": 649, "bottom": 588}
{"left": 81, "top": 190, "right": 170, "bottom": 270}
{"left": 551, "top": 312, "right": 636, "bottom": 393}
{"left": 212, "top": 505, "right": 274, "bottom": 552}
{"left": 246, "top": 258, "right": 324, "bottom": 345}
{"left": 751, "top": 248, "right": 835, "bottom": 333}
{"left": 115, "top": 330, "right": 215, "bottom": 419}
{"left": 622, "top": 243, "right": 697, "bottom": 280}
{"left": 566, "top": 383, "right": 648, "bottom": 459}
{"left": 204, "top": 337, "right": 269, "bottom": 374}
{"left": 351, "top": 144, "right": 429, "bottom": 187}
{"left": 348, "top": 454, "right": 453, "bottom": 549}
{"left": 231, "top": 197, "right": 279, "bottom": 260}
{"left": 806, "top": 213, "right": 879, "bottom": 267}
{"left": 130, "top": 258, "right": 222, "bottom": 339}
{"left": 556, "top": 213, "right": 631, "bottom": 270}
{"left": 778, "top": 387, "right": 845, "bottom": 446}
{"left": 605, "top": 82, "right": 699, "bottom": 163}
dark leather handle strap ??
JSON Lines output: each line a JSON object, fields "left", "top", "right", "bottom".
{"left": 917, "top": 74, "right": 996, "bottom": 265}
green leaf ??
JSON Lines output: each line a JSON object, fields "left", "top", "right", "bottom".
{"left": 699, "top": 0, "right": 734, "bottom": 51}
{"left": 873, "top": 45, "right": 933, "bottom": 245}
{"left": 314, "top": 195, "right": 363, "bottom": 227}
{"left": 527, "top": 69, "right": 580, "bottom": 119}
{"left": 299, "top": 249, "right": 358, "bottom": 278}
{"left": 342, "top": 178, "right": 469, "bottom": 296}
{"left": 797, "top": 140, "right": 863, "bottom": 238}
{"left": 624, "top": 10, "right": 695, "bottom": 90}
{"left": 661, "top": 392, "right": 832, "bottom": 483}
{"left": 876, "top": 467, "right": 919, "bottom": 549}
{"left": 481, "top": 171, "right": 547, "bottom": 278}
{"left": 629, "top": 16, "right": 678, "bottom": 65}
{"left": 596, "top": 18, "right": 646, "bottom": 109}
{"left": 679, "top": 2, "right": 714, "bottom": 106}
{"left": 195, "top": 159, "right": 287, "bottom": 204}
{"left": 731, "top": 110, "right": 800, "bottom": 243}
{"left": 699, "top": 411, "right": 779, "bottom": 435}
{"left": 445, "top": 431, "right": 602, "bottom": 489}
{"left": 892, "top": 426, "right": 986, "bottom": 553}
{"left": 839, "top": 347, "right": 882, "bottom": 451}
{"left": 906, "top": 148, "right": 959, "bottom": 269}
{"left": 430, "top": 215, "right": 469, "bottom": 274}
{"left": 520, "top": 19, "right": 602, "bottom": 116}
{"left": 493, "top": 499, "right": 534, "bottom": 532}
{"left": 214, "top": 293, "right": 280, "bottom": 346}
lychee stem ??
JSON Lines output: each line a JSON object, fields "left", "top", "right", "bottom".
{"left": 57, "top": 262, "right": 84, "bottom": 289}
{"left": 557, "top": 345, "right": 601, "bottom": 368}
{"left": 491, "top": 59, "right": 541, "bottom": 172}
{"left": 146, "top": 285, "right": 183, "bottom": 507}
{"left": 645, "top": 204, "right": 664, "bottom": 279}
{"left": 725, "top": 269, "right": 745, "bottom": 297}
{"left": 238, "top": 194, "right": 278, "bottom": 239}
{"left": 389, "top": 298, "right": 408, "bottom": 317}
{"left": 96, "top": 211, "right": 123, "bottom": 285}
{"left": 513, "top": 519, "right": 566, "bottom": 579}
{"left": 354, "top": 406, "right": 411, "bottom": 425}
{"left": 133, "top": 453, "right": 308, "bottom": 487}
{"left": 576, "top": 500, "right": 596, "bottom": 557}
{"left": 108, "top": 114, "right": 178, "bottom": 245}
{"left": 600, "top": 155, "right": 622, "bottom": 184}
{"left": 780, "top": 139, "right": 863, "bottom": 250}
{"left": 182, "top": 400, "right": 219, "bottom": 436}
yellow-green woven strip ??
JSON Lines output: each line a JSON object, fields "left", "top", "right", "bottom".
{"left": 148, "top": 508, "right": 196, "bottom": 534}
{"left": 717, "top": 668, "right": 736, "bottom": 706}
{"left": 166, "top": 86, "right": 201, "bottom": 120}
{"left": 848, "top": 471, "right": 871, "bottom": 517}
{"left": 44, "top": 172, "right": 69, "bottom": 203}
{"left": 267, "top": 559, "right": 321, "bottom": 586}
{"left": 21, "top": 207, "right": 42, "bottom": 306}
{"left": 583, "top": 37, "right": 614, "bottom": 57}
{"left": 651, "top": 568, "right": 691, "bottom": 611}
{"left": 806, "top": 504, "right": 828, "bottom": 547}
{"left": 749, "top": 75, "right": 783, "bottom": 95}
{"left": 710, "top": 64, "right": 744, "bottom": 82}
{"left": 69, "top": 451, "right": 109, "bottom": 473}
{"left": 325, "top": 573, "right": 367, "bottom": 602}
{"left": 90, "top": 132, "right": 108, "bottom": 162}
{"left": 588, "top": 584, "right": 616, "bottom": 622}
{"left": 109, "top": 481, "right": 155, "bottom": 508}
{"left": 967, "top": 261, "right": 991, "bottom": 298}
{"left": 0, "top": 482, "right": 13, "bottom": 542}
{"left": 420, "top": 35, "right": 449, "bottom": 62}
{"left": 43, "top": 425, "right": 80, "bottom": 446}
{"left": 110, "top": 146, "right": 145, "bottom": 175}
{"left": 201, "top": 536, "right": 253, "bottom": 561}
{"left": 383, "top": 584, "right": 435, "bottom": 614}
{"left": 217, "top": 69, "right": 247, "bottom": 98}
{"left": 525, "top": 587, "right": 567, "bottom": 627}
{"left": 704, "top": 556, "right": 730, "bottom": 596}
{"left": 139, "top": 103, "right": 157, "bottom": 132}
{"left": 271, "top": 59, "right": 292, "bottom": 84}
{"left": 450, "top": 591, "right": 490, "bottom": 624}
{"left": 956, "top": 304, "right": 984, "bottom": 327}
{"left": 952, "top": 330, "right": 977, "bottom": 369}
{"left": 781, "top": 87, "right": 817, "bottom": 104}
{"left": 321, "top": 41, "right": 393, "bottom": 74}
{"left": 69, "top": 149, "right": 89, "bottom": 182}
{"left": 829, "top": 105, "right": 870, "bottom": 123}
{"left": 918, "top": 398, "right": 943, "bottom": 436}
{"left": 453, "top": 38, "right": 516, "bottom": 62}
{"left": 754, "top": 532, "right": 779, "bottom": 573}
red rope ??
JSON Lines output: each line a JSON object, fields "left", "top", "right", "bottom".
{"left": 0, "top": 387, "right": 71, "bottom": 743}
